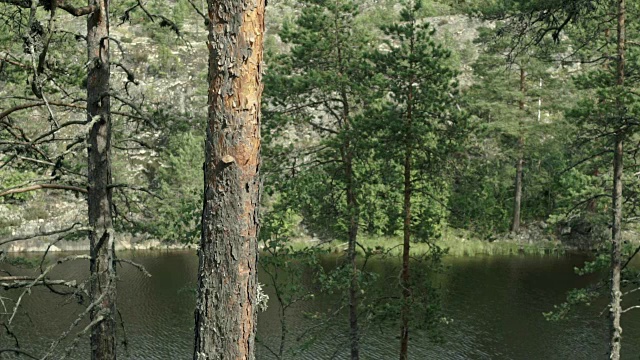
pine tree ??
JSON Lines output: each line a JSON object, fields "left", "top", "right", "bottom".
{"left": 193, "top": 0, "right": 265, "bottom": 358}
{"left": 364, "top": 2, "right": 466, "bottom": 358}
{"left": 263, "top": 0, "right": 375, "bottom": 357}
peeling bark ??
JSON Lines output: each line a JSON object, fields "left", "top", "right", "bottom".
{"left": 193, "top": 0, "right": 264, "bottom": 358}
{"left": 86, "top": 0, "right": 116, "bottom": 359}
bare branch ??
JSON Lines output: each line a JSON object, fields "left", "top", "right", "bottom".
{"left": 622, "top": 305, "right": 640, "bottom": 313}
{"left": 0, "top": 183, "right": 87, "bottom": 198}
{"left": 7, "top": 255, "right": 90, "bottom": 326}
{"left": 109, "top": 93, "right": 157, "bottom": 128}
{"left": 116, "top": 259, "right": 152, "bottom": 277}
{"left": 0, "top": 101, "right": 82, "bottom": 121}
{"left": 58, "top": 315, "right": 105, "bottom": 360}
{"left": 1, "top": 279, "right": 80, "bottom": 290}
{"left": 0, "top": 223, "right": 86, "bottom": 247}
{"left": 40, "top": 277, "right": 111, "bottom": 360}
{"left": 108, "top": 183, "right": 162, "bottom": 199}
{"left": 0, "top": 348, "right": 38, "bottom": 359}
{"left": 185, "top": 0, "right": 209, "bottom": 26}
{"left": 57, "top": 0, "right": 96, "bottom": 17}
{"left": 0, "top": 0, "right": 96, "bottom": 16}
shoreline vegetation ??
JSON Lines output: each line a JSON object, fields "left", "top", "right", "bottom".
{"left": 0, "top": 230, "right": 568, "bottom": 256}
{"left": 294, "top": 233, "right": 568, "bottom": 257}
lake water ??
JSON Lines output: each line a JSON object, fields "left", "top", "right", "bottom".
{"left": 1, "top": 251, "right": 638, "bottom": 359}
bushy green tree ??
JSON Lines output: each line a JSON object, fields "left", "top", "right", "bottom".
{"left": 263, "top": 0, "right": 375, "bottom": 356}
{"left": 363, "top": 2, "right": 466, "bottom": 357}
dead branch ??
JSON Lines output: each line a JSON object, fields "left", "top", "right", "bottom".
{"left": 31, "top": 120, "right": 86, "bottom": 144}
{"left": 0, "top": 0, "right": 96, "bottom": 16}
{"left": 622, "top": 305, "right": 640, "bottom": 313}
{"left": 185, "top": 0, "right": 209, "bottom": 26}
{"left": 0, "top": 183, "right": 87, "bottom": 198}
{"left": 7, "top": 255, "right": 90, "bottom": 326}
{"left": 116, "top": 309, "right": 130, "bottom": 354}
{"left": 0, "top": 101, "right": 82, "bottom": 121}
{"left": 40, "top": 279, "right": 110, "bottom": 360}
{"left": 1, "top": 279, "right": 79, "bottom": 290}
{"left": 0, "top": 276, "right": 36, "bottom": 281}
{"left": 108, "top": 183, "right": 162, "bottom": 199}
{"left": 0, "top": 348, "right": 38, "bottom": 359}
{"left": 57, "top": 0, "right": 96, "bottom": 17}
{"left": 0, "top": 223, "right": 87, "bottom": 247}
{"left": 109, "top": 93, "right": 157, "bottom": 128}
{"left": 115, "top": 259, "right": 152, "bottom": 277}
{"left": 58, "top": 314, "right": 105, "bottom": 360}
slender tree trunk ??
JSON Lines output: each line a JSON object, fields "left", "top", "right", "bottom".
{"left": 344, "top": 147, "right": 360, "bottom": 360}
{"left": 193, "top": 0, "right": 264, "bottom": 358}
{"left": 86, "top": 1, "right": 116, "bottom": 359}
{"left": 511, "top": 67, "right": 526, "bottom": 233}
{"left": 609, "top": 0, "right": 625, "bottom": 358}
{"left": 610, "top": 135, "right": 623, "bottom": 360}
{"left": 511, "top": 158, "right": 523, "bottom": 233}
{"left": 335, "top": 31, "right": 360, "bottom": 357}
{"left": 399, "top": 78, "right": 414, "bottom": 360}
{"left": 399, "top": 144, "right": 412, "bottom": 360}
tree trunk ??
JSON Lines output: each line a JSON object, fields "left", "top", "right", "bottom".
{"left": 193, "top": 0, "right": 264, "bottom": 358}
{"left": 610, "top": 135, "right": 623, "bottom": 360}
{"left": 336, "top": 32, "right": 360, "bottom": 359}
{"left": 344, "top": 147, "right": 360, "bottom": 360}
{"left": 511, "top": 157, "right": 523, "bottom": 233}
{"left": 399, "top": 145, "right": 412, "bottom": 360}
{"left": 511, "top": 67, "right": 526, "bottom": 233}
{"left": 609, "top": 0, "right": 625, "bottom": 358}
{"left": 86, "top": 0, "right": 116, "bottom": 358}
{"left": 399, "top": 75, "right": 414, "bottom": 360}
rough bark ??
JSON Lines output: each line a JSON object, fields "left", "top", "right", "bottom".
{"left": 86, "top": 0, "right": 116, "bottom": 358}
{"left": 609, "top": 0, "right": 625, "bottom": 358}
{"left": 511, "top": 67, "right": 526, "bottom": 233}
{"left": 193, "top": 0, "right": 264, "bottom": 358}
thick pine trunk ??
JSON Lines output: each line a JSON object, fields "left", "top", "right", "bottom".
{"left": 193, "top": 0, "right": 264, "bottom": 359}
{"left": 609, "top": 0, "right": 625, "bottom": 358}
{"left": 86, "top": 0, "right": 116, "bottom": 359}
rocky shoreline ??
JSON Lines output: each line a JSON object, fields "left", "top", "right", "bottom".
{"left": 1, "top": 237, "right": 194, "bottom": 253}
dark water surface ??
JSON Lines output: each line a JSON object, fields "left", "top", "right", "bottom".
{"left": 1, "top": 251, "right": 638, "bottom": 359}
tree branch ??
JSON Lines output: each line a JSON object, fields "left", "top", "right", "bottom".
{"left": 0, "top": 349, "right": 38, "bottom": 359}
{"left": 0, "top": 223, "right": 86, "bottom": 247}
{"left": 0, "top": 183, "right": 87, "bottom": 198}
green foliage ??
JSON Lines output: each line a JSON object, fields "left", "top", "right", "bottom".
{"left": 258, "top": 205, "right": 360, "bottom": 358}
{"left": 148, "top": 45, "right": 182, "bottom": 77}
{"left": 0, "top": 169, "right": 39, "bottom": 202}
{"left": 144, "top": 132, "right": 203, "bottom": 243}
{"left": 544, "top": 243, "right": 640, "bottom": 322}
{"left": 363, "top": 1, "right": 467, "bottom": 242}
{"left": 452, "top": 21, "right": 578, "bottom": 235}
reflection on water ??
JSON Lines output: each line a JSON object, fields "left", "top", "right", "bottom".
{"left": 0, "top": 251, "right": 638, "bottom": 359}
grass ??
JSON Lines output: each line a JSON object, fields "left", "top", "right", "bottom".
{"left": 288, "top": 228, "right": 567, "bottom": 257}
